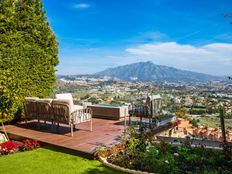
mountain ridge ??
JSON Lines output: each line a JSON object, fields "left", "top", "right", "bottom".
{"left": 94, "top": 61, "right": 222, "bottom": 82}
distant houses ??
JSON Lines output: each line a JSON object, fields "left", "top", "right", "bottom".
{"left": 193, "top": 125, "right": 232, "bottom": 142}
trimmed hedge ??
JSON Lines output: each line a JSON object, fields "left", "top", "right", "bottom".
{"left": 0, "top": 0, "right": 58, "bottom": 122}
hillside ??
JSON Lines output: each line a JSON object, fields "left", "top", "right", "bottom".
{"left": 95, "top": 61, "right": 222, "bottom": 82}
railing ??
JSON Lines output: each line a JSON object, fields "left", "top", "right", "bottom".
{"left": 129, "top": 105, "right": 152, "bottom": 129}
{"left": 129, "top": 104, "right": 177, "bottom": 130}
{"left": 156, "top": 116, "right": 176, "bottom": 127}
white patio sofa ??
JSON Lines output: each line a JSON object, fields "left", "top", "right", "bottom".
{"left": 24, "top": 93, "right": 92, "bottom": 136}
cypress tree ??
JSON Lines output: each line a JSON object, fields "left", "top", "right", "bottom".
{"left": 0, "top": 0, "right": 59, "bottom": 122}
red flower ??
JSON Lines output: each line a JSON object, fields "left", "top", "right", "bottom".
{"left": 1, "top": 141, "right": 18, "bottom": 153}
{"left": 20, "top": 139, "right": 40, "bottom": 151}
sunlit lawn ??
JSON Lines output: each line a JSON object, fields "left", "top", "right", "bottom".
{"left": 0, "top": 147, "right": 123, "bottom": 174}
{"left": 198, "top": 116, "right": 232, "bottom": 129}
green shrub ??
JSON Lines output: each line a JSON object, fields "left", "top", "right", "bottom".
{"left": 106, "top": 126, "right": 232, "bottom": 173}
{"left": 0, "top": 69, "right": 21, "bottom": 122}
{"left": 0, "top": 0, "right": 59, "bottom": 122}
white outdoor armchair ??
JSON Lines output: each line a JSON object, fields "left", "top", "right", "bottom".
{"left": 52, "top": 99, "right": 92, "bottom": 136}
{"left": 24, "top": 94, "right": 92, "bottom": 137}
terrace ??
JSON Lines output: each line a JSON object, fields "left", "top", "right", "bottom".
{"left": 1, "top": 0, "right": 232, "bottom": 173}
{"left": 0, "top": 94, "right": 178, "bottom": 159}
{"left": 0, "top": 118, "right": 126, "bottom": 159}
{"left": 1, "top": 99, "right": 232, "bottom": 173}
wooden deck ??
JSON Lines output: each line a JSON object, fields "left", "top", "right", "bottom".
{"left": 0, "top": 119, "right": 126, "bottom": 159}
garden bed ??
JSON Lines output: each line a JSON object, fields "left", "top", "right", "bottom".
{"left": 99, "top": 155, "right": 154, "bottom": 174}
{"left": 0, "top": 139, "right": 40, "bottom": 156}
{"left": 96, "top": 127, "right": 232, "bottom": 174}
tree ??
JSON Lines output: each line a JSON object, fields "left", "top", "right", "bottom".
{"left": 0, "top": 0, "right": 59, "bottom": 122}
{"left": 0, "top": 69, "right": 20, "bottom": 122}
{"left": 175, "top": 105, "right": 189, "bottom": 119}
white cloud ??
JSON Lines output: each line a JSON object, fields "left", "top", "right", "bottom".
{"left": 73, "top": 3, "right": 90, "bottom": 9}
{"left": 57, "top": 39, "right": 232, "bottom": 76}
{"left": 125, "top": 42, "right": 232, "bottom": 76}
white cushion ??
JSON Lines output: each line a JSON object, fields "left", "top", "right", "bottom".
{"left": 56, "top": 93, "right": 73, "bottom": 101}
{"left": 73, "top": 105, "right": 83, "bottom": 111}
{"left": 25, "top": 97, "right": 39, "bottom": 101}
{"left": 36, "top": 98, "right": 53, "bottom": 103}
{"left": 55, "top": 93, "right": 84, "bottom": 113}
{"left": 52, "top": 99, "right": 73, "bottom": 115}
{"left": 52, "top": 99, "right": 72, "bottom": 108}
{"left": 55, "top": 93, "right": 74, "bottom": 111}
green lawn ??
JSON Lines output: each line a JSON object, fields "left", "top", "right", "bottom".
{"left": 0, "top": 147, "right": 123, "bottom": 174}
{"left": 198, "top": 116, "right": 232, "bottom": 130}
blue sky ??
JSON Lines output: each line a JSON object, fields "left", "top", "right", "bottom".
{"left": 43, "top": 0, "right": 232, "bottom": 76}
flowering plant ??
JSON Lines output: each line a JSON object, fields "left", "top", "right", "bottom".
{"left": 19, "top": 139, "right": 40, "bottom": 151}
{"left": 1, "top": 141, "right": 18, "bottom": 154}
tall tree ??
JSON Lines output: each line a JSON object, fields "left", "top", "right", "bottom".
{"left": 0, "top": 0, "right": 59, "bottom": 122}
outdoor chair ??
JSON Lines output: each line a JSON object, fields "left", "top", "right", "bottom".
{"left": 24, "top": 97, "right": 39, "bottom": 124}
{"left": 24, "top": 94, "right": 92, "bottom": 137}
{"left": 52, "top": 99, "right": 92, "bottom": 136}
{"left": 36, "top": 98, "right": 53, "bottom": 128}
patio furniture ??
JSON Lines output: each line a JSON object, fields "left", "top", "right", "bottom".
{"left": 24, "top": 97, "right": 39, "bottom": 122}
{"left": 55, "top": 93, "right": 83, "bottom": 111}
{"left": 52, "top": 99, "right": 92, "bottom": 136}
{"left": 36, "top": 98, "right": 53, "bottom": 128}
{"left": 24, "top": 95, "right": 92, "bottom": 137}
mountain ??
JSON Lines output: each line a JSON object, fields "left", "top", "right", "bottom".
{"left": 95, "top": 61, "right": 222, "bottom": 82}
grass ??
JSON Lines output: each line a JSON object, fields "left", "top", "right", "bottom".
{"left": 198, "top": 116, "right": 232, "bottom": 129}
{"left": 0, "top": 147, "right": 123, "bottom": 174}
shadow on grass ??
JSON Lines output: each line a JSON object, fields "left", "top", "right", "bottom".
{"left": 43, "top": 145, "right": 124, "bottom": 173}
{"left": 44, "top": 145, "right": 124, "bottom": 174}
{"left": 85, "top": 164, "right": 124, "bottom": 174}
{"left": 43, "top": 145, "right": 93, "bottom": 159}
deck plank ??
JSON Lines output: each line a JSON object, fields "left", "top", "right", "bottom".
{"left": 0, "top": 118, "right": 126, "bottom": 158}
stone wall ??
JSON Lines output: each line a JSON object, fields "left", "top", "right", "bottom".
{"left": 157, "top": 136, "right": 232, "bottom": 148}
